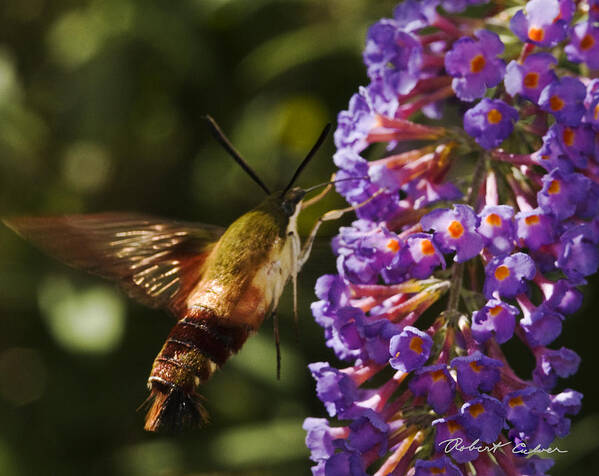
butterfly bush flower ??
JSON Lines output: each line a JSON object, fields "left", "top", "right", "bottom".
{"left": 505, "top": 53, "right": 557, "bottom": 104}
{"left": 305, "top": 1, "right": 595, "bottom": 474}
{"left": 463, "top": 98, "right": 519, "bottom": 150}
{"left": 444, "top": 30, "right": 505, "bottom": 102}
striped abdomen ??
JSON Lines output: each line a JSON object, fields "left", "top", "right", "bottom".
{"left": 144, "top": 307, "right": 251, "bottom": 432}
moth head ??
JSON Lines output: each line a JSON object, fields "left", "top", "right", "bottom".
{"left": 280, "top": 187, "right": 306, "bottom": 216}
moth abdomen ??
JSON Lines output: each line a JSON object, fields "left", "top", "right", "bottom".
{"left": 144, "top": 309, "right": 251, "bottom": 432}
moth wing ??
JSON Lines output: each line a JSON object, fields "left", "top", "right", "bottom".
{"left": 3, "top": 212, "right": 224, "bottom": 314}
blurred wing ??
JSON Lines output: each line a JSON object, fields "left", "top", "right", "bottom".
{"left": 3, "top": 213, "right": 224, "bottom": 314}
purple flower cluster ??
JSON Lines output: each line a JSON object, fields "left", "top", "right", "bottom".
{"left": 305, "top": 1, "right": 597, "bottom": 474}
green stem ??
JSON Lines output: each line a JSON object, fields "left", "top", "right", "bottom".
{"left": 445, "top": 154, "right": 487, "bottom": 321}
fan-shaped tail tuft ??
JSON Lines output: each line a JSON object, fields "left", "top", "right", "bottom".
{"left": 144, "top": 383, "right": 208, "bottom": 433}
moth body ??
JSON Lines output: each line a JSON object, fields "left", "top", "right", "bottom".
{"left": 145, "top": 190, "right": 303, "bottom": 431}
{"left": 2, "top": 118, "right": 331, "bottom": 432}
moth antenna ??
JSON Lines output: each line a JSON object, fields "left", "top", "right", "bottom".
{"left": 272, "top": 312, "right": 281, "bottom": 380}
{"left": 282, "top": 123, "right": 331, "bottom": 195}
{"left": 204, "top": 115, "right": 271, "bottom": 195}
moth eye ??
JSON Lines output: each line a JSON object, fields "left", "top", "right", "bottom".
{"left": 282, "top": 201, "right": 296, "bottom": 216}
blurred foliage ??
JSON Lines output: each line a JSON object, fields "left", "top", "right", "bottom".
{"left": 0, "top": 0, "right": 598, "bottom": 475}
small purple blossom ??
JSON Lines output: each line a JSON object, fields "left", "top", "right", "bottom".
{"left": 433, "top": 415, "right": 479, "bottom": 463}
{"left": 537, "top": 168, "right": 591, "bottom": 221}
{"left": 520, "top": 303, "right": 564, "bottom": 347}
{"left": 505, "top": 53, "right": 557, "bottom": 104}
{"left": 459, "top": 395, "right": 506, "bottom": 443}
{"left": 515, "top": 208, "right": 556, "bottom": 250}
{"left": 364, "top": 20, "right": 423, "bottom": 95}
{"left": 532, "top": 125, "right": 575, "bottom": 173}
{"left": 409, "top": 364, "right": 456, "bottom": 414}
{"left": 451, "top": 351, "right": 502, "bottom": 396}
{"left": 477, "top": 205, "right": 516, "bottom": 256}
{"left": 510, "top": 0, "right": 568, "bottom": 48}
{"left": 471, "top": 299, "right": 518, "bottom": 344}
{"left": 421, "top": 204, "right": 483, "bottom": 262}
{"left": 483, "top": 253, "right": 536, "bottom": 299}
{"left": 464, "top": 98, "right": 518, "bottom": 149}
{"left": 557, "top": 222, "right": 599, "bottom": 280}
{"left": 392, "top": 0, "right": 438, "bottom": 31}
{"left": 323, "top": 451, "right": 367, "bottom": 476}
{"left": 541, "top": 279, "right": 583, "bottom": 315}
{"left": 389, "top": 326, "right": 433, "bottom": 372}
{"left": 346, "top": 409, "right": 389, "bottom": 457}
{"left": 334, "top": 82, "right": 398, "bottom": 153}
{"left": 533, "top": 347, "right": 581, "bottom": 390}
{"left": 387, "top": 232, "right": 445, "bottom": 280}
{"left": 361, "top": 318, "right": 404, "bottom": 365}
{"left": 504, "top": 387, "right": 551, "bottom": 432}
{"left": 445, "top": 29, "right": 505, "bottom": 101}
{"left": 333, "top": 220, "right": 401, "bottom": 284}
{"left": 309, "top": 362, "right": 359, "bottom": 417}
{"left": 551, "top": 388, "right": 583, "bottom": 417}
{"left": 565, "top": 21, "right": 599, "bottom": 70}
{"left": 539, "top": 77, "right": 587, "bottom": 126}
{"left": 304, "top": 418, "right": 343, "bottom": 462}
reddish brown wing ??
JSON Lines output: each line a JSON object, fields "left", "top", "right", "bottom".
{"left": 3, "top": 213, "right": 224, "bottom": 315}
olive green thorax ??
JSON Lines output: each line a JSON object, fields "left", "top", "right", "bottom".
{"left": 202, "top": 187, "right": 306, "bottom": 283}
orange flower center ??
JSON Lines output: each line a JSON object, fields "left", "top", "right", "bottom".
{"left": 431, "top": 369, "right": 446, "bottom": 382}
{"left": 525, "top": 215, "right": 540, "bottom": 225}
{"left": 486, "top": 213, "right": 502, "bottom": 227}
{"left": 509, "top": 396, "right": 524, "bottom": 408}
{"left": 448, "top": 220, "right": 465, "bottom": 238}
{"left": 581, "top": 34, "right": 595, "bottom": 51}
{"left": 528, "top": 27, "right": 545, "bottom": 42}
{"left": 494, "top": 265, "right": 510, "bottom": 281}
{"left": 489, "top": 305, "right": 503, "bottom": 316}
{"left": 562, "top": 127, "right": 575, "bottom": 147}
{"left": 523, "top": 71, "right": 540, "bottom": 89}
{"left": 420, "top": 239, "right": 436, "bottom": 255}
{"left": 469, "top": 403, "right": 485, "bottom": 418}
{"left": 431, "top": 468, "right": 447, "bottom": 475}
{"left": 470, "top": 54, "right": 486, "bottom": 73}
{"left": 469, "top": 361, "right": 483, "bottom": 373}
{"left": 487, "top": 108, "right": 503, "bottom": 124}
{"left": 386, "top": 238, "right": 400, "bottom": 253}
{"left": 447, "top": 420, "right": 462, "bottom": 434}
{"left": 409, "top": 336, "right": 424, "bottom": 354}
{"left": 595, "top": 104, "right": 599, "bottom": 121}
{"left": 548, "top": 179, "right": 561, "bottom": 194}
{"left": 549, "top": 95, "right": 565, "bottom": 111}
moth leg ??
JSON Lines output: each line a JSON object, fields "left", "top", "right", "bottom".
{"left": 299, "top": 189, "right": 384, "bottom": 268}
{"left": 288, "top": 229, "right": 301, "bottom": 337}
{"left": 272, "top": 311, "right": 281, "bottom": 380}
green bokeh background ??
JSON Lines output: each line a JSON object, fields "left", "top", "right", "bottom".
{"left": 0, "top": 1, "right": 597, "bottom": 475}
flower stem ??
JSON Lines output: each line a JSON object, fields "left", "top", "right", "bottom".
{"left": 446, "top": 154, "right": 487, "bottom": 320}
